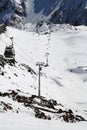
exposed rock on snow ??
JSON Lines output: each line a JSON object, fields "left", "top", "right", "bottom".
{"left": 0, "top": 90, "right": 86, "bottom": 122}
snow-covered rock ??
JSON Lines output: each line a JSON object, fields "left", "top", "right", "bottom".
{"left": 0, "top": 0, "right": 26, "bottom": 28}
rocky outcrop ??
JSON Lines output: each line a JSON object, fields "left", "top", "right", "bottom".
{"left": 0, "top": 90, "right": 86, "bottom": 122}
{"left": 0, "top": 0, "right": 26, "bottom": 28}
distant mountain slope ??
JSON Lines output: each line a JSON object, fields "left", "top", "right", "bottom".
{"left": 50, "top": 0, "right": 87, "bottom": 26}
{"left": 0, "top": 0, "right": 87, "bottom": 26}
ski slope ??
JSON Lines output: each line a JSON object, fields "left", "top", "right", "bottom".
{"left": 0, "top": 113, "right": 87, "bottom": 130}
{"left": 0, "top": 24, "right": 87, "bottom": 129}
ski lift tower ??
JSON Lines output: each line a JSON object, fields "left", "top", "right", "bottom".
{"left": 36, "top": 62, "right": 45, "bottom": 98}
{"left": 45, "top": 52, "right": 49, "bottom": 67}
{"left": 10, "top": 37, "right": 13, "bottom": 46}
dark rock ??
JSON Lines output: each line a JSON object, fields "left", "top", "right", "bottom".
{"left": 0, "top": 101, "right": 13, "bottom": 111}
{"left": 0, "top": 24, "right": 6, "bottom": 34}
{"left": 57, "top": 109, "right": 63, "bottom": 113}
{"left": 60, "top": 109, "right": 85, "bottom": 123}
{"left": 21, "top": 64, "right": 36, "bottom": 75}
{"left": 0, "top": 72, "right": 4, "bottom": 76}
{"left": 0, "top": 55, "right": 6, "bottom": 68}
{"left": 75, "top": 115, "right": 86, "bottom": 121}
{"left": 35, "top": 109, "right": 46, "bottom": 119}
{"left": 14, "top": 73, "right": 18, "bottom": 77}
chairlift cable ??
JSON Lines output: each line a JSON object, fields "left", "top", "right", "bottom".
{"left": 13, "top": 41, "right": 36, "bottom": 65}
{"left": 13, "top": 37, "right": 36, "bottom": 64}
{"left": 0, "top": 38, "right": 7, "bottom": 46}
{"left": 4, "top": 33, "right": 36, "bottom": 65}
{"left": 15, "top": 50, "right": 37, "bottom": 72}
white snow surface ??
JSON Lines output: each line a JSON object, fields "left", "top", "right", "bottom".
{"left": 0, "top": 24, "right": 87, "bottom": 129}
{"left": 0, "top": 113, "right": 87, "bottom": 130}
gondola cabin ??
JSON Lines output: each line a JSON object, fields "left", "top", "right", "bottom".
{"left": 0, "top": 24, "right": 6, "bottom": 34}
{"left": 4, "top": 44, "right": 15, "bottom": 64}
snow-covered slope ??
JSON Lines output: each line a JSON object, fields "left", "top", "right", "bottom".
{"left": 1, "top": 0, "right": 87, "bottom": 26}
{"left": 0, "top": 25, "right": 87, "bottom": 129}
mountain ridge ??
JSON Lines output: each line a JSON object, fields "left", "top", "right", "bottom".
{"left": 0, "top": 0, "right": 87, "bottom": 26}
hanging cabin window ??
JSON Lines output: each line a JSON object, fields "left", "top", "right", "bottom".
{"left": 4, "top": 44, "right": 15, "bottom": 64}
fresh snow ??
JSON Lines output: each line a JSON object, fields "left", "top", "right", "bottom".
{"left": 0, "top": 24, "right": 87, "bottom": 129}
{"left": 0, "top": 113, "right": 87, "bottom": 130}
